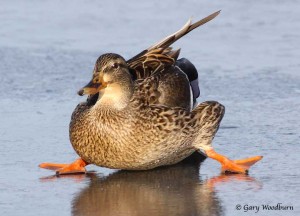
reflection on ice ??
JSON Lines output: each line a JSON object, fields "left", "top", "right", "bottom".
{"left": 71, "top": 153, "right": 224, "bottom": 216}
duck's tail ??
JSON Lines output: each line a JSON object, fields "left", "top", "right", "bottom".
{"left": 147, "top": 10, "right": 221, "bottom": 51}
{"left": 127, "top": 10, "right": 221, "bottom": 64}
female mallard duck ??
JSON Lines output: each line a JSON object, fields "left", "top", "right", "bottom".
{"left": 40, "top": 11, "right": 262, "bottom": 175}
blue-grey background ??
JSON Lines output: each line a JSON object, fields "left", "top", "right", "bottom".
{"left": 0, "top": 0, "right": 299, "bottom": 215}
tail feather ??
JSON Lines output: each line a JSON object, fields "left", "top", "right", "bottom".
{"left": 127, "top": 10, "right": 220, "bottom": 64}
{"left": 147, "top": 11, "right": 221, "bottom": 51}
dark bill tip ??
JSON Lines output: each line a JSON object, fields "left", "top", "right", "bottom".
{"left": 77, "top": 88, "right": 84, "bottom": 96}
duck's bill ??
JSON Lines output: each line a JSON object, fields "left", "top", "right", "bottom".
{"left": 78, "top": 79, "right": 104, "bottom": 96}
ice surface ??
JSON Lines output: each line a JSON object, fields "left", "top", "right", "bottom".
{"left": 0, "top": 0, "right": 300, "bottom": 215}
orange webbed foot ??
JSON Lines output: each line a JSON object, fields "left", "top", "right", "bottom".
{"left": 205, "top": 149, "right": 263, "bottom": 174}
{"left": 39, "top": 158, "right": 88, "bottom": 175}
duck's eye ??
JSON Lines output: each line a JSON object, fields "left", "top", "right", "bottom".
{"left": 111, "top": 63, "right": 119, "bottom": 69}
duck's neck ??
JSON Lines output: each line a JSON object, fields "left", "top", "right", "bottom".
{"left": 95, "top": 79, "right": 134, "bottom": 111}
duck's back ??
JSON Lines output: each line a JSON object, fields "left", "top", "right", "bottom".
{"left": 134, "top": 58, "right": 199, "bottom": 111}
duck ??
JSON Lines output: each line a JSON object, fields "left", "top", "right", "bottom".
{"left": 39, "top": 11, "right": 262, "bottom": 175}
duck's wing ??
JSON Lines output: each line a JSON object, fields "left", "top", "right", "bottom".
{"left": 127, "top": 10, "right": 220, "bottom": 80}
{"left": 131, "top": 75, "right": 162, "bottom": 106}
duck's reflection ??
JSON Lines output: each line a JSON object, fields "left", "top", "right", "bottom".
{"left": 71, "top": 153, "right": 224, "bottom": 216}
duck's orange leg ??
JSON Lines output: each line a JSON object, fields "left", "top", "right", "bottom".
{"left": 205, "top": 149, "right": 263, "bottom": 174}
{"left": 39, "top": 158, "right": 88, "bottom": 175}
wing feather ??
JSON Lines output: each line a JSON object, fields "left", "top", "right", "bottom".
{"left": 127, "top": 10, "right": 220, "bottom": 80}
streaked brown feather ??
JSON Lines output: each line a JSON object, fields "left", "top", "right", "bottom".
{"left": 126, "top": 11, "right": 220, "bottom": 107}
{"left": 127, "top": 10, "right": 220, "bottom": 79}
{"left": 68, "top": 11, "right": 226, "bottom": 170}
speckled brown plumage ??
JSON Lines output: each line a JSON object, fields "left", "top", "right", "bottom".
{"left": 40, "top": 11, "right": 262, "bottom": 174}
{"left": 70, "top": 61, "right": 224, "bottom": 170}
{"left": 68, "top": 11, "right": 224, "bottom": 170}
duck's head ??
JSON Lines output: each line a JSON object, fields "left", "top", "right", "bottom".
{"left": 78, "top": 53, "right": 132, "bottom": 96}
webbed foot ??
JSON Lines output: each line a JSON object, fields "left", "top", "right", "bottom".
{"left": 205, "top": 149, "right": 263, "bottom": 174}
{"left": 39, "top": 158, "right": 88, "bottom": 175}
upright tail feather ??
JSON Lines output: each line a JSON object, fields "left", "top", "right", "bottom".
{"left": 127, "top": 10, "right": 221, "bottom": 64}
{"left": 147, "top": 10, "right": 221, "bottom": 51}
